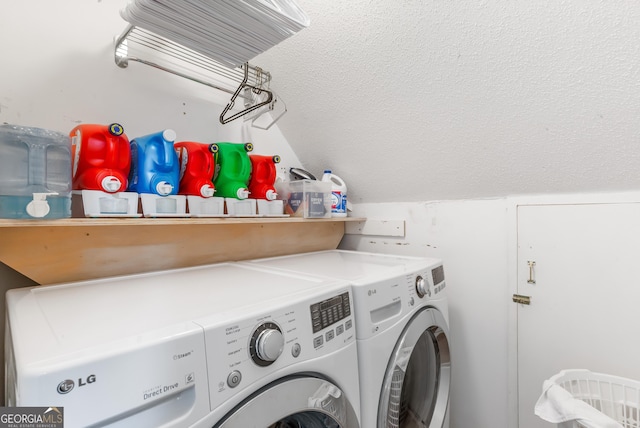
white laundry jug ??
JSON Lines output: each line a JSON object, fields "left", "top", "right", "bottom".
{"left": 321, "top": 170, "right": 347, "bottom": 218}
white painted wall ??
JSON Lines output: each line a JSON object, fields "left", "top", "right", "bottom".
{"left": 342, "top": 199, "right": 510, "bottom": 428}
{"left": 255, "top": 0, "right": 640, "bottom": 203}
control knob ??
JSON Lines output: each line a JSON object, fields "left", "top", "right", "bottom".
{"left": 250, "top": 322, "right": 284, "bottom": 366}
{"left": 415, "top": 275, "right": 429, "bottom": 298}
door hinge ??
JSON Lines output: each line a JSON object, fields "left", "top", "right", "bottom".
{"left": 512, "top": 294, "right": 531, "bottom": 305}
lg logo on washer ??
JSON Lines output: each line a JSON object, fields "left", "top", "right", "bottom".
{"left": 57, "top": 375, "right": 97, "bottom": 394}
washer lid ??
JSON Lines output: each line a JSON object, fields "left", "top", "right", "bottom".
{"left": 378, "top": 307, "right": 451, "bottom": 428}
{"left": 245, "top": 249, "right": 440, "bottom": 284}
{"left": 214, "top": 376, "right": 359, "bottom": 428}
{"left": 6, "top": 263, "right": 347, "bottom": 363}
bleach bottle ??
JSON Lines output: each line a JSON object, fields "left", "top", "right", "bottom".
{"left": 322, "top": 170, "right": 347, "bottom": 217}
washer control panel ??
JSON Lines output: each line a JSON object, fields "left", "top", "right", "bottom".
{"left": 202, "top": 286, "right": 355, "bottom": 411}
{"left": 310, "top": 292, "right": 354, "bottom": 350}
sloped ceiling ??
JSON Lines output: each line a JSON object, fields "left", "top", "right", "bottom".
{"left": 255, "top": 1, "right": 640, "bottom": 203}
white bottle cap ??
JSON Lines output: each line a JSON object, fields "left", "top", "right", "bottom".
{"left": 236, "top": 188, "right": 250, "bottom": 199}
{"left": 101, "top": 176, "right": 122, "bottom": 193}
{"left": 200, "top": 185, "right": 215, "bottom": 198}
{"left": 265, "top": 189, "right": 277, "bottom": 200}
{"left": 156, "top": 181, "right": 174, "bottom": 196}
{"left": 162, "top": 129, "right": 177, "bottom": 143}
{"left": 26, "top": 192, "right": 58, "bottom": 218}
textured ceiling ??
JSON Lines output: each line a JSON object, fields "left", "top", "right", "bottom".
{"left": 255, "top": 1, "right": 640, "bottom": 203}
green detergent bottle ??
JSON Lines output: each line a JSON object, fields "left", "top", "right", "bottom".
{"left": 211, "top": 142, "right": 253, "bottom": 199}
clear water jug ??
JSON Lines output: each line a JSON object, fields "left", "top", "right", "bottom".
{"left": 0, "top": 124, "right": 71, "bottom": 219}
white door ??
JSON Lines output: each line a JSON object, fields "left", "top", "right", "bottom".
{"left": 517, "top": 202, "right": 640, "bottom": 428}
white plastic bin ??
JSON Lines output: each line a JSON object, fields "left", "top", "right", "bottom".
{"left": 535, "top": 369, "right": 640, "bottom": 428}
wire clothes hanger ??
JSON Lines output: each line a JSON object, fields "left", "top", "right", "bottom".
{"left": 219, "top": 63, "right": 273, "bottom": 124}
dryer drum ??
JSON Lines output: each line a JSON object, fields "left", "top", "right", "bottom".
{"left": 379, "top": 307, "right": 451, "bottom": 428}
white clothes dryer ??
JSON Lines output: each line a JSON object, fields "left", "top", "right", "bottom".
{"left": 244, "top": 250, "right": 451, "bottom": 428}
{"left": 5, "top": 263, "right": 360, "bottom": 428}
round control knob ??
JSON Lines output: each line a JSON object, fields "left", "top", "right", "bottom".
{"left": 256, "top": 329, "right": 284, "bottom": 362}
{"left": 250, "top": 322, "right": 284, "bottom": 366}
{"left": 415, "top": 275, "right": 428, "bottom": 298}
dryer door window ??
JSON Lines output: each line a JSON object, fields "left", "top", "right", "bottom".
{"left": 214, "top": 376, "right": 359, "bottom": 428}
{"left": 378, "top": 307, "right": 451, "bottom": 428}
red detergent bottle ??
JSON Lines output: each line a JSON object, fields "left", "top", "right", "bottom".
{"left": 248, "top": 154, "right": 281, "bottom": 200}
{"left": 174, "top": 141, "right": 216, "bottom": 197}
{"left": 70, "top": 123, "right": 130, "bottom": 193}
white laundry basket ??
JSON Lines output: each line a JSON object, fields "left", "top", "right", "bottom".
{"left": 535, "top": 369, "right": 640, "bottom": 428}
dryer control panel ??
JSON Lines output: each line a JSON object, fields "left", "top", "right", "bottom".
{"left": 351, "top": 261, "right": 446, "bottom": 340}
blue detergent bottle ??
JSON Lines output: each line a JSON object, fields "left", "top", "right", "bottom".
{"left": 128, "top": 130, "right": 179, "bottom": 196}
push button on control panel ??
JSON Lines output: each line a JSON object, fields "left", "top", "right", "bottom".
{"left": 227, "top": 370, "right": 242, "bottom": 388}
{"left": 326, "top": 329, "right": 335, "bottom": 342}
{"left": 313, "top": 336, "right": 324, "bottom": 348}
{"left": 345, "top": 319, "right": 353, "bottom": 330}
{"left": 292, "top": 343, "right": 301, "bottom": 358}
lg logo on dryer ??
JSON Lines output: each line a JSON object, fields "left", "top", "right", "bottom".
{"left": 57, "top": 375, "right": 96, "bottom": 394}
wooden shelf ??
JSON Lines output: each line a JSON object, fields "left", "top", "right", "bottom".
{"left": 0, "top": 217, "right": 362, "bottom": 285}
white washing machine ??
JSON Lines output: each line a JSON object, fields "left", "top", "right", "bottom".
{"left": 5, "top": 263, "right": 360, "bottom": 427}
{"left": 244, "top": 250, "right": 451, "bottom": 428}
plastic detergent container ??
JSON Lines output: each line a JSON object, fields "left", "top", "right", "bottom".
{"left": 211, "top": 142, "right": 253, "bottom": 199}
{"left": 0, "top": 124, "right": 71, "bottom": 219}
{"left": 70, "top": 123, "right": 130, "bottom": 193}
{"left": 128, "top": 129, "right": 179, "bottom": 196}
{"left": 322, "top": 170, "right": 348, "bottom": 217}
{"left": 175, "top": 141, "right": 216, "bottom": 197}
{"left": 248, "top": 154, "right": 280, "bottom": 200}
